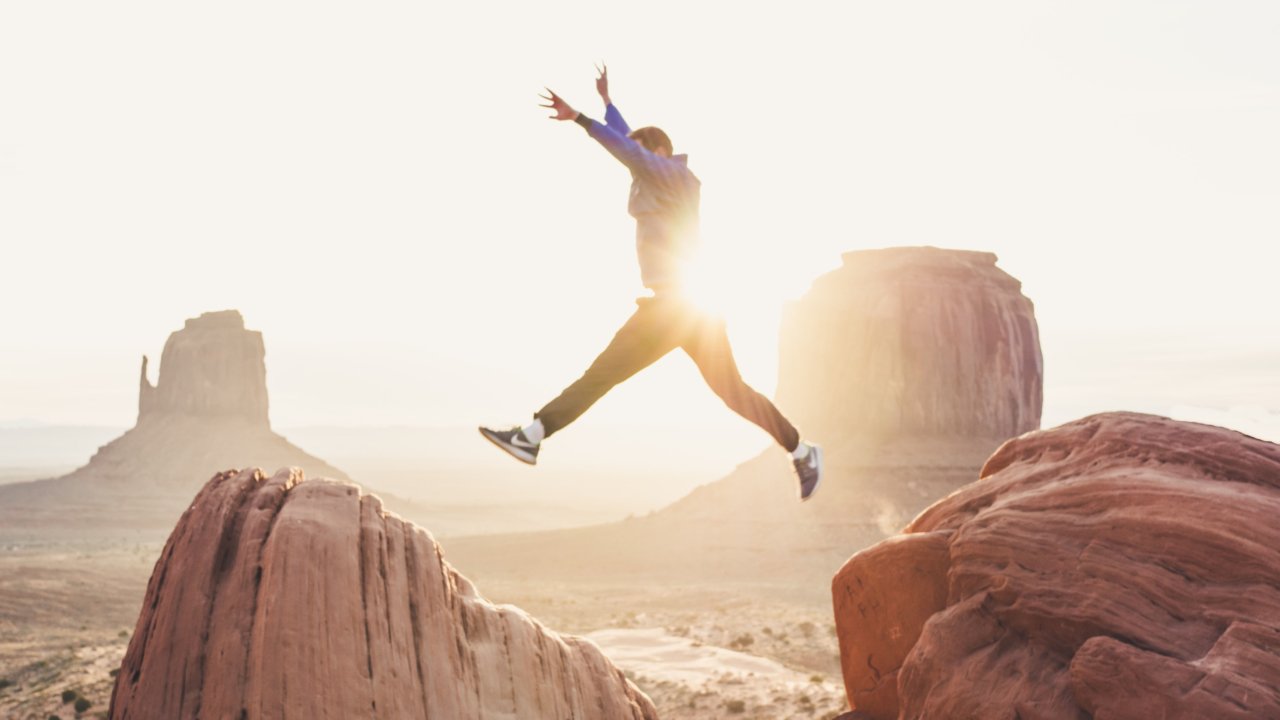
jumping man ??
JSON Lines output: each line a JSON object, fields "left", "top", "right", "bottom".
{"left": 480, "top": 65, "right": 823, "bottom": 501}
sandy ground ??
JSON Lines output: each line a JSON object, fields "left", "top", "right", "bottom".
{"left": 477, "top": 579, "right": 848, "bottom": 719}
{"left": 0, "top": 545, "right": 154, "bottom": 719}
{"left": 0, "top": 545, "right": 852, "bottom": 720}
{"left": 588, "top": 628, "right": 846, "bottom": 719}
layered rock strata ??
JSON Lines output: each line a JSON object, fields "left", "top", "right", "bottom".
{"left": 110, "top": 468, "right": 657, "bottom": 720}
{"left": 138, "top": 310, "right": 270, "bottom": 425}
{"left": 778, "top": 246, "right": 1042, "bottom": 449}
{"left": 832, "top": 412, "right": 1280, "bottom": 719}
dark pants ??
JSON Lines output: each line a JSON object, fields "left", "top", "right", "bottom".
{"left": 535, "top": 294, "right": 800, "bottom": 452}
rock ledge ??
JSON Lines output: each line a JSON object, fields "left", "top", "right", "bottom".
{"left": 110, "top": 468, "right": 657, "bottom": 720}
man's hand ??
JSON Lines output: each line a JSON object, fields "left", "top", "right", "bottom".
{"left": 539, "top": 89, "right": 579, "bottom": 121}
{"left": 595, "top": 62, "right": 611, "bottom": 106}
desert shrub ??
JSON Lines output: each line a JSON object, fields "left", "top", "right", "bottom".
{"left": 762, "top": 626, "right": 773, "bottom": 636}
{"left": 118, "top": 630, "right": 129, "bottom": 638}
{"left": 728, "top": 633, "right": 754, "bottom": 650}
{"left": 799, "top": 620, "right": 816, "bottom": 638}
{"left": 108, "top": 668, "right": 119, "bottom": 678}
{"left": 0, "top": 678, "right": 11, "bottom": 690}
{"left": 809, "top": 674, "right": 824, "bottom": 683}
{"left": 61, "top": 689, "right": 77, "bottom": 703}
{"left": 74, "top": 697, "right": 91, "bottom": 712}
{"left": 48, "top": 715, "right": 61, "bottom": 720}
{"left": 725, "top": 699, "right": 746, "bottom": 714}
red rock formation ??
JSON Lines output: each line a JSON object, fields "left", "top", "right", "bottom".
{"left": 109, "top": 468, "right": 657, "bottom": 720}
{"left": 0, "top": 311, "right": 348, "bottom": 542}
{"left": 832, "top": 412, "right": 1280, "bottom": 719}
{"left": 138, "top": 309, "right": 269, "bottom": 425}
{"left": 778, "top": 247, "right": 1042, "bottom": 450}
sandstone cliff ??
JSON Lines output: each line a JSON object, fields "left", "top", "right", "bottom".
{"left": 56, "top": 310, "right": 342, "bottom": 490}
{"left": 832, "top": 412, "right": 1280, "bottom": 719}
{"left": 109, "top": 468, "right": 657, "bottom": 720}
{"left": 0, "top": 311, "right": 347, "bottom": 542}
{"left": 138, "top": 309, "right": 269, "bottom": 425}
{"left": 778, "top": 246, "right": 1042, "bottom": 450}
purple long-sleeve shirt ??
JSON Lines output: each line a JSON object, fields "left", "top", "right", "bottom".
{"left": 575, "top": 104, "right": 700, "bottom": 291}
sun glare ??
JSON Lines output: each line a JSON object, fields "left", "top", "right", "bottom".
{"left": 682, "top": 249, "right": 734, "bottom": 319}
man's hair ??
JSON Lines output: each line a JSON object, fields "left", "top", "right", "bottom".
{"left": 628, "top": 126, "right": 673, "bottom": 156}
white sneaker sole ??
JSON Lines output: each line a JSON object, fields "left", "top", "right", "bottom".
{"left": 800, "top": 446, "right": 823, "bottom": 502}
{"left": 479, "top": 427, "right": 538, "bottom": 465}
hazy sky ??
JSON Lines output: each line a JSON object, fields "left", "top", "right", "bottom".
{"left": 3, "top": 1, "right": 1278, "bottom": 449}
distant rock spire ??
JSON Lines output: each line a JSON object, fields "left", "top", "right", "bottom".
{"left": 137, "top": 354, "right": 155, "bottom": 421}
{"left": 136, "top": 310, "right": 271, "bottom": 427}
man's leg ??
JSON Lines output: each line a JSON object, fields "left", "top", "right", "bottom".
{"left": 535, "top": 298, "right": 685, "bottom": 438}
{"left": 681, "top": 311, "right": 801, "bottom": 452}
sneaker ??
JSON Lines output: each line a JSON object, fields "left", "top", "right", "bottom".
{"left": 794, "top": 443, "right": 823, "bottom": 501}
{"left": 479, "top": 425, "right": 540, "bottom": 465}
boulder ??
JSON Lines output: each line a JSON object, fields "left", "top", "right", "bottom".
{"left": 832, "top": 412, "right": 1280, "bottom": 719}
{"left": 109, "top": 468, "right": 657, "bottom": 720}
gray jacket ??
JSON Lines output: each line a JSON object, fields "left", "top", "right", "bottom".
{"left": 576, "top": 104, "right": 701, "bottom": 291}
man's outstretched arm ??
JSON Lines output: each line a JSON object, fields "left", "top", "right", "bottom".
{"left": 540, "top": 86, "right": 660, "bottom": 177}
{"left": 578, "top": 112, "right": 659, "bottom": 176}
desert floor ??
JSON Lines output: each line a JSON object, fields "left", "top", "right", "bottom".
{"left": 0, "top": 544, "right": 848, "bottom": 720}
{"left": 476, "top": 578, "right": 848, "bottom": 719}
{"left": 0, "top": 544, "right": 153, "bottom": 720}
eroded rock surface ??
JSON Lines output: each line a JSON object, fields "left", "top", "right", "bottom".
{"left": 832, "top": 412, "right": 1280, "bottom": 719}
{"left": 778, "top": 246, "right": 1042, "bottom": 450}
{"left": 139, "top": 309, "right": 270, "bottom": 425}
{"left": 109, "top": 468, "right": 657, "bottom": 720}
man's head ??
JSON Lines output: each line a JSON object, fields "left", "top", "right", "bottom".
{"left": 629, "top": 126, "right": 673, "bottom": 157}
